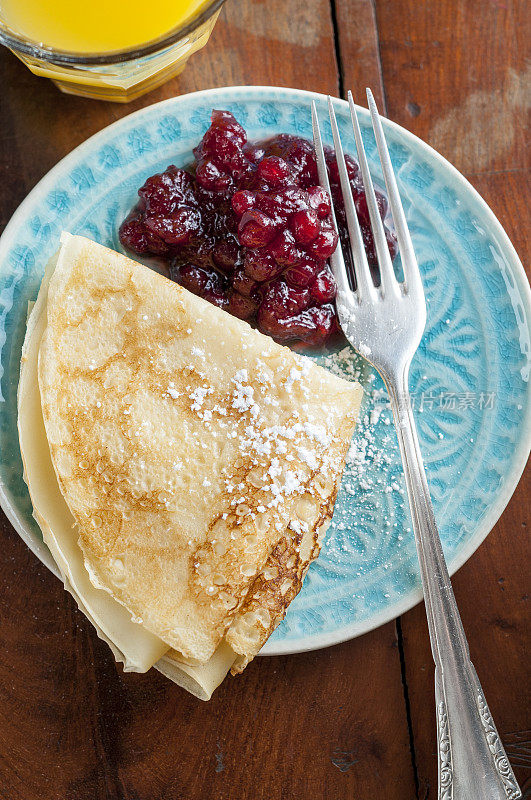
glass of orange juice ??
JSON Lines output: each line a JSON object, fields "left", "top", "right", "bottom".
{"left": 0, "top": 0, "right": 226, "bottom": 102}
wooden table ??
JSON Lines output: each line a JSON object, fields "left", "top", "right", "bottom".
{"left": 0, "top": 2, "right": 529, "bottom": 797}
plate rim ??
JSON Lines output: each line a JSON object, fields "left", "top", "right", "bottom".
{"left": 0, "top": 85, "right": 529, "bottom": 657}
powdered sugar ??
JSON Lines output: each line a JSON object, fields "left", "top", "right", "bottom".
{"left": 305, "top": 345, "right": 409, "bottom": 588}
{"left": 190, "top": 385, "right": 213, "bottom": 411}
{"left": 166, "top": 383, "right": 180, "bottom": 400}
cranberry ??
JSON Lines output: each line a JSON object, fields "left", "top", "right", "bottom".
{"left": 307, "top": 225, "right": 339, "bottom": 259}
{"left": 257, "top": 156, "right": 293, "bottom": 187}
{"left": 212, "top": 208, "right": 237, "bottom": 236}
{"left": 228, "top": 290, "right": 257, "bottom": 320}
{"left": 283, "top": 257, "right": 320, "bottom": 288}
{"left": 326, "top": 152, "right": 359, "bottom": 184}
{"left": 144, "top": 208, "right": 201, "bottom": 245}
{"left": 195, "top": 159, "right": 232, "bottom": 193}
{"left": 355, "top": 191, "right": 388, "bottom": 224}
{"left": 179, "top": 263, "right": 224, "bottom": 296}
{"left": 256, "top": 306, "right": 292, "bottom": 341}
{"left": 212, "top": 238, "right": 242, "bottom": 272}
{"left": 199, "top": 110, "right": 246, "bottom": 163}
{"left": 119, "top": 215, "right": 169, "bottom": 255}
{"left": 244, "top": 143, "right": 266, "bottom": 164}
{"left": 226, "top": 151, "right": 255, "bottom": 182}
{"left": 243, "top": 249, "right": 283, "bottom": 282}
{"left": 253, "top": 193, "right": 283, "bottom": 221}
{"left": 310, "top": 268, "right": 337, "bottom": 303}
{"left": 307, "top": 185, "right": 331, "bottom": 218}
{"left": 232, "top": 267, "right": 260, "bottom": 297}
{"left": 203, "top": 288, "right": 229, "bottom": 309}
{"left": 261, "top": 280, "right": 310, "bottom": 316}
{"left": 263, "top": 134, "right": 318, "bottom": 186}
{"left": 238, "top": 209, "right": 278, "bottom": 247}
{"left": 290, "top": 209, "right": 320, "bottom": 244}
{"left": 210, "top": 109, "right": 246, "bottom": 143}
{"left": 298, "top": 305, "right": 337, "bottom": 346}
{"left": 180, "top": 237, "right": 215, "bottom": 269}
{"left": 231, "top": 190, "right": 256, "bottom": 216}
{"left": 203, "top": 127, "right": 240, "bottom": 167}
{"left": 193, "top": 182, "right": 228, "bottom": 209}
{"left": 269, "top": 229, "right": 303, "bottom": 266}
{"left": 268, "top": 187, "right": 310, "bottom": 214}
{"left": 258, "top": 303, "right": 336, "bottom": 347}
{"left": 138, "top": 166, "right": 195, "bottom": 215}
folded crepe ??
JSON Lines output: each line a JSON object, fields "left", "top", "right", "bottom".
{"left": 18, "top": 233, "right": 362, "bottom": 699}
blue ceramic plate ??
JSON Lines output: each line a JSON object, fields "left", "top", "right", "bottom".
{"left": 1, "top": 87, "right": 529, "bottom": 656}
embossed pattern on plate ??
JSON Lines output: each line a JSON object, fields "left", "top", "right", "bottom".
{"left": 0, "top": 87, "right": 529, "bottom": 655}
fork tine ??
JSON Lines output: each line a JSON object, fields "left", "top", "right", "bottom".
{"left": 327, "top": 97, "right": 377, "bottom": 303}
{"left": 311, "top": 101, "right": 351, "bottom": 299}
{"left": 347, "top": 91, "right": 399, "bottom": 298}
{"left": 366, "top": 89, "right": 424, "bottom": 297}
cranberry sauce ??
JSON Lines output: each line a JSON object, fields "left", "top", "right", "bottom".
{"left": 119, "top": 109, "right": 398, "bottom": 349}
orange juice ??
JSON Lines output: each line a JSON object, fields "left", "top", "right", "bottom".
{"left": 1, "top": 0, "right": 208, "bottom": 52}
{"left": 0, "top": 0, "right": 222, "bottom": 101}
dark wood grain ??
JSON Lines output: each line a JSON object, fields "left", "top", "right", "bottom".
{"left": 334, "top": 0, "right": 387, "bottom": 107}
{"left": 399, "top": 477, "right": 531, "bottom": 800}
{"left": 0, "top": 1, "right": 419, "bottom": 798}
{"left": 337, "top": 1, "right": 530, "bottom": 796}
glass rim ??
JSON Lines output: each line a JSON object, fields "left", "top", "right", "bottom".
{"left": 0, "top": 0, "right": 226, "bottom": 65}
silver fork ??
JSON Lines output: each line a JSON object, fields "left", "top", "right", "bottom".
{"left": 312, "top": 91, "right": 522, "bottom": 800}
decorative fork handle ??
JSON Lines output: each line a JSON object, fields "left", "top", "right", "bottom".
{"left": 386, "top": 369, "right": 521, "bottom": 800}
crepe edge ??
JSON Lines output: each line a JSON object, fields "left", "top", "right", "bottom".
{"left": 226, "top": 382, "right": 363, "bottom": 672}
{"left": 17, "top": 255, "right": 239, "bottom": 696}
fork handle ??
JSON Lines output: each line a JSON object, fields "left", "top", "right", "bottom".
{"left": 386, "top": 370, "right": 521, "bottom": 800}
